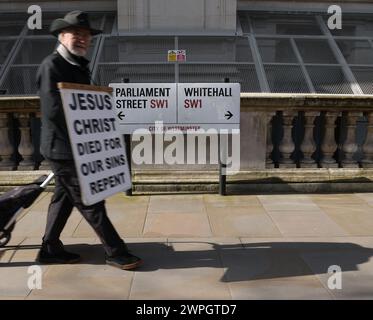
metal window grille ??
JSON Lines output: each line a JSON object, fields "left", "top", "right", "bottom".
{"left": 0, "top": 13, "right": 26, "bottom": 36}
{"left": 0, "top": 11, "right": 372, "bottom": 95}
{"left": 326, "top": 17, "right": 373, "bottom": 37}
{"left": 295, "top": 39, "right": 338, "bottom": 64}
{"left": 95, "top": 64, "right": 174, "bottom": 86}
{"left": 178, "top": 37, "right": 253, "bottom": 62}
{"left": 0, "top": 40, "right": 15, "bottom": 64}
{"left": 336, "top": 40, "right": 373, "bottom": 65}
{"left": 250, "top": 14, "right": 323, "bottom": 35}
{"left": 264, "top": 64, "right": 310, "bottom": 93}
{"left": 256, "top": 38, "right": 297, "bottom": 63}
{"left": 306, "top": 66, "right": 354, "bottom": 94}
{"left": 14, "top": 38, "right": 57, "bottom": 64}
{"left": 99, "top": 36, "right": 174, "bottom": 63}
{"left": 179, "top": 64, "right": 260, "bottom": 92}
{"left": 0, "top": 65, "right": 39, "bottom": 95}
{"left": 351, "top": 67, "right": 373, "bottom": 94}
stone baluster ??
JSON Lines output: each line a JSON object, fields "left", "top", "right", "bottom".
{"left": 35, "top": 111, "right": 50, "bottom": 170}
{"left": 278, "top": 111, "right": 297, "bottom": 168}
{"left": 0, "top": 112, "right": 15, "bottom": 170}
{"left": 320, "top": 112, "right": 340, "bottom": 168}
{"left": 16, "top": 113, "right": 35, "bottom": 170}
{"left": 300, "top": 111, "right": 319, "bottom": 168}
{"left": 341, "top": 112, "right": 362, "bottom": 168}
{"left": 266, "top": 112, "right": 276, "bottom": 168}
{"left": 361, "top": 112, "right": 373, "bottom": 168}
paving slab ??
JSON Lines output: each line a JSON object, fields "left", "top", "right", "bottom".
{"left": 0, "top": 266, "right": 33, "bottom": 298}
{"left": 0, "top": 237, "right": 26, "bottom": 263}
{"left": 12, "top": 209, "right": 82, "bottom": 238}
{"left": 27, "top": 263, "right": 134, "bottom": 300}
{"left": 167, "top": 238, "right": 242, "bottom": 252}
{"left": 129, "top": 241, "right": 231, "bottom": 300}
{"left": 267, "top": 211, "right": 348, "bottom": 237}
{"left": 207, "top": 206, "right": 282, "bottom": 237}
{"left": 225, "top": 277, "right": 333, "bottom": 300}
{"left": 203, "top": 195, "right": 262, "bottom": 207}
{"left": 13, "top": 237, "right": 132, "bottom": 300}
{"left": 310, "top": 194, "right": 367, "bottom": 205}
{"left": 73, "top": 209, "right": 147, "bottom": 238}
{"left": 142, "top": 212, "right": 212, "bottom": 237}
{"left": 300, "top": 250, "right": 373, "bottom": 299}
{"left": 258, "top": 195, "right": 321, "bottom": 211}
{"left": 218, "top": 247, "right": 331, "bottom": 299}
{"left": 148, "top": 195, "right": 205, "bottom": 214}
{"left": 105, "top": 193, "right": 150, "bottom": 205}
{"left": 0, "top": 238, "right": 46, "bottom": 298}
{"left": 318, "top": 204, "right": 373, "bottom": 236}
{"left": 239, "top": 237, "right": 373, "bottom": 299}
{"left": 354, "top": 193, "right": 373, "bottom": 205}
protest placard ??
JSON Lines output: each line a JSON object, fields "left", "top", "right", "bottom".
{"left": 58, "top": 82, "right": 131, "bottom": 205}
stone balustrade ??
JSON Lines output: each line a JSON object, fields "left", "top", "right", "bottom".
{"left": 1, "top": 94, "right": 373, "bottom": 173}
{"left": 0, "top": 97, "right": 41, "bottom": 171}
{"left": 240, "top": 93, "right": 373, "bottom": 170}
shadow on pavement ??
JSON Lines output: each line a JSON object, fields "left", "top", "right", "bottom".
{"left": 1, "top": 241, "right": 373, "bottom": 283}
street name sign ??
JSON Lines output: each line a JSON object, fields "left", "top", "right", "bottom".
{"left": 110, "top": 83, "right": 240, "bottom": 133}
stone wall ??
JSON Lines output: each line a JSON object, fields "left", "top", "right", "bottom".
{"left": 117, "top": 0, "right": 237, "bottom": 35}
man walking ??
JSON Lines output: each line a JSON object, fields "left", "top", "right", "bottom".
{"left": 36, "top": 11, "right": 142, "bottom": 270}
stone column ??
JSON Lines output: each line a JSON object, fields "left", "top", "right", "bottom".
{"left": 300, "top": 111, "right": 319, "bottom": 168}
{"left": 35, "top": 111, "right": 50, "bottom": 170}
{"left": 16, "top": 113, "right": 35, "bottom": 170}
{"left": 361, "top": 112, "right": 373, "bottom": 168}
{"left": 266, "top": 112, "right": 276, "bottom": 168}
{"left": 341, "top": 111, "right": 362, "bottom": 168}
{"left": 278, "top": 111, "right": 297, "bottom": 168}
{"left": 239, "top": 111, "right": 267, "bottom": 169}
{"left": 0, "top": 113, "right": 15, "bottom": 170}
{"left": 320, "top": 112, "right": 340, "bottom": 168}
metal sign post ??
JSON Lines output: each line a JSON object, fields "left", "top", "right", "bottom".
{"left": 122, "top": 78, "right": 132, "bottom": 196}
{"left": 219, "top": 78, "right": 230, "bottom": 196}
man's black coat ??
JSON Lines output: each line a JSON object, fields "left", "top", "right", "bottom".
{"left": 37, "top": 50, "right": 91, "bottom": 160}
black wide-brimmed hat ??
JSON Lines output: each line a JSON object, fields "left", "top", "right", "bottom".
{"left": 50, "top": 10, "right": 102, "bottom": 37}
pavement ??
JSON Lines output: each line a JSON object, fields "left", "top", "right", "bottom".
{"left": 1, "top": 192, "right": 373, "bottom": 300}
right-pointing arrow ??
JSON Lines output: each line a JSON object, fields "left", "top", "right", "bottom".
{"left": 225, "top": 111, "right": 233, "bottom": 120}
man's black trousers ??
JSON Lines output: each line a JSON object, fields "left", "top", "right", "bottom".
{"left": 42, "top": 159, "right": 128, "bottom": 257}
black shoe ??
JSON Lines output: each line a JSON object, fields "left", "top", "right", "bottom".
{"left": 106, "top": 252, "right": 143, "bottom": 270}
{"left": 36, "top": 249, "right": 80, "bottom": 264}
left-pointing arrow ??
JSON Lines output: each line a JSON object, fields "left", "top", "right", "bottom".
{"left": 118, "top": 111, "right": 125, "bottom": 120}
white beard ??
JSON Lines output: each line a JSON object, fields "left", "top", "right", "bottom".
{"left": 69, "top": 47, "right": 87, "bottom": 57}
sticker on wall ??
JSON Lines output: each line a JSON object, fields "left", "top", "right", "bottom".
{"left": 168, "top": 50, "right": 186, "bottom": 62}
